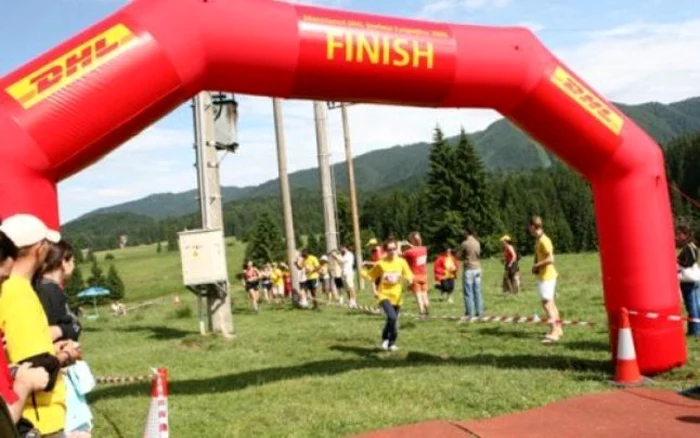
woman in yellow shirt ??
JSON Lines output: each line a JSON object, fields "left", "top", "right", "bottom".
{"left": 368, "top": 239, "right": 413, "bottom": 351}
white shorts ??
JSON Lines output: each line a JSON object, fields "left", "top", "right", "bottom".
{"left": 343, "top": 273, "right": 355, "bottom": 290}
{"left": 537, "top": 279, "right": 557, "bottom": 301}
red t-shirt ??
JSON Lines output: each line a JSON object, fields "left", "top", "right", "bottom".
{"left": 504, "top": 245, "right": 516, "bottom": 264}
{"left": 402, "top": 246, "right": 428, "bottom": 277}
{"left": 371, "top": 247, "right": 385, "bottom": 262}
{"left": 0, "top": 332, "right": 18, "bottom": 405}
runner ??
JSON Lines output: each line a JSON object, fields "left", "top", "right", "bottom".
{"left": 529, "top": 216, "right": 563, "bottom": 343}
{"left": 242, "top": 260, "right": 261, "bottom": 313}
{"left": 434, "top": 246, "right": 458, "bottom": 303}
{"left": 368, "top": 239, "right": 413, "bottom": 351}
{"left": 363, "top": 238, "right": 386, "bottom": 298}
{"left": 300, "top": 249, "right": 321, "bottom": 309}
{"left": 400, "top": 232, "right": 430, "bottom": 319}
{"left": 260, "top": 263, "right": 273, "bottom": 304}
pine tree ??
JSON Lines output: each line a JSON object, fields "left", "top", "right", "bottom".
{"left": 64, "top": 265, "right": 85, "bottom": 307}
{"left": 105, "top": 264, "right": 125, "bottom": 300}
{"left": 425, "top": 126, "right": 462, "bottom": 254}
{"left": 73, "top": 246, "right": 85, "bottom": 264}
{"left": 452, "top": 127, "right": 500, "bottom": 237}
{"left": 167, "top": 231, "right": 178, "bottom": 252}
{"left": 156, "top": 241, "right": 163, "bottom": 253}
{"left": 336, "top": 192, "right": 353, "bottom": 247}
{"left": 244, "top": 211, "right": 285, "bottom": 265}
{"left": 87, "top": 262, "right": 106, "bottom": 288}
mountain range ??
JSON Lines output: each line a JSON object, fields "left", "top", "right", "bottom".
{"left": 65, "top": 96, "right": 700, "bottom": 227}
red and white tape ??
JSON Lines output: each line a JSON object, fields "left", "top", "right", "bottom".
{"left": 321, "top": 300, "right": 596, "bottom": 327}
{"left": 628, "top": 309, "right": 700, "bottom": 324}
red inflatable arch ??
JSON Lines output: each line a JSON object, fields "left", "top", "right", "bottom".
{"left": 0, "top": 0, "right": 686, "bottom": 373}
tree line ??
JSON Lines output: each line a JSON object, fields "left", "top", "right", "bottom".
{"left": 66, "top": 130, "right": 700, "bottom": 263}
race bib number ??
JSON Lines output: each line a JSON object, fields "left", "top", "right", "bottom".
{"left": 416, "top": 255, "right": 427, "bottom": 266}
{"left": 382, "top": 272, "right": 401, "bottom": 285}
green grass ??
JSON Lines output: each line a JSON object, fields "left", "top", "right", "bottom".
{"left": 79, "top": 247, "right": 700, "bottom": 437}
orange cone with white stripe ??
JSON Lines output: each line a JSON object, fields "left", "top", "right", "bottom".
{"left": 143, "top": 368, "right": 169, "bottom": 438}
{"left": 614, "top": 308, "right": 644, "bottom": 386}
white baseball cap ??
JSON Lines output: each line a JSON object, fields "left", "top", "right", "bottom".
{"left": 0, "top": 214, "right": 61, "bottom": 248}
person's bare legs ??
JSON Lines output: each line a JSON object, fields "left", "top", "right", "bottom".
{"left": 542, "top": 299, "right": 563, "bottom": 339}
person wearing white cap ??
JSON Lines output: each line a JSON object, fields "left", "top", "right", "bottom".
{"left": 0, "top": 214, "right": 77, "bottom": 437}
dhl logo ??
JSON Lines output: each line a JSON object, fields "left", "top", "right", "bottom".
{"left": 5, "top": 24, "right": 137, "bottom": 109}
{"left": 550, "top": 66, "right": 624, "bottom": 135}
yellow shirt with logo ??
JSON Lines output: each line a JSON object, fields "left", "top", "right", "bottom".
{"left": 535, "top": 234, "right": 558, "bottom": 281}
{"left": 304, "top": 255, "right": 321, "bottom": 280}
{"left": 0, "top": 276, "right": 66, "bottom": 435}
{"left": 369, "top": 257, "right": 413, "bottom": 306}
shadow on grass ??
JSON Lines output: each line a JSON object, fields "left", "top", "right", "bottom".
{"left": 565, "top": 340, "right": 610, "bottom": 352}
{"left": 474, "top": 327, "right": 532, "bottom": 339}
{"left": 113, "top": 325, "right": 193, "bottom": 340}
{"left": 90, "top": 348, "right": 610, "bottom": 402}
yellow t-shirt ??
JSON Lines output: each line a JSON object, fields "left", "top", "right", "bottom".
{"left": 271, "top": 268, "right": 284, "bottom": 287}
{"left": 535, "top": 234, "right": 558, "bottom": 281}
{"left": 444, "top": 256, "right": 456, "bottom": 279}
{"left": 304, "top": 255, "right": 321, "bottom": 280}
{"left": 369, "top": 257, "right": 413, "bottom": 306}
{"left": 0, "top": 276, "right": 66, "bottom": 435}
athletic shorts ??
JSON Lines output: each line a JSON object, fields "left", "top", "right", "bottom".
{"left": 440, "top": 278, "right": 455, "bottom": 293}
{"left": 410, "top": 276, "right": 428, "bottom": 293}
{"left": 261, "top": 281, "right": 272, "bottom": 290}
{"left": 537, "top": 279, "right": 557, "bottom": 301}
{"left": 343, "top": 273, "right": 355, "bottom": 290}
{"left": 245, "top": 281, "right": 259, "bottom": 291}
{"left": 322, "top": 278, "right": 333, "bottom": 292}
{"left": 305, "top": 279, "right": 319, "bottom": 291}
{"left": 334, "top": 277, "right": 344, "bottom": 290}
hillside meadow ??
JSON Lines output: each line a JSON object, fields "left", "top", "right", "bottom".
{"left": 76, "top": 242, "right": 700, "bottom": 437}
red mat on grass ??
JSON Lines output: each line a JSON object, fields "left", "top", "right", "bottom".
{"left": 353, "top": 389, "right": 700, "bottom": 437}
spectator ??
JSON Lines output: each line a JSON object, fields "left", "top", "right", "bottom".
{"left": 676, "top": 222, "right": 700, "bottom": 336}
{"left": 458, "top": 226, "right": 483, "bottom": 319}
{"left": 35, "top": 240, "right": 93, "bottom": 437}
{"left": 500, "top": 235, "right": 520, "bottom": 294}
{"left": 0, "top": 230, "right": 50, "bottom": 432}
{"left": 0, "top": 214, "right": 79, "bottom": 437}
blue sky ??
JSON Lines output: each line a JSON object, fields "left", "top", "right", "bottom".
{"left": 2, "top": 0, "right": 700, "bottom": 223}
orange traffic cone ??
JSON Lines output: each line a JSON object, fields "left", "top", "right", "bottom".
{"left": 143, "top": 368, "right": 169, "bottom": 438}
{"left": 613, "top": 308, "right": 644, "bottom": 386}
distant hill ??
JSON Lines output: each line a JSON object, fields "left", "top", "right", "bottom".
{"left": 67, "top": 96, "right": 700, "bottom": 224}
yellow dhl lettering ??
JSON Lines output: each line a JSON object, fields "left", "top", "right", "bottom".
{"left": 6, "top": 24, "right": 136, "bottom": 109}
{"left": 551, "top": 66, "right": 624, "bottom": 135}
{"left": 326, "top": 29, "right": 434, "bottom": 69}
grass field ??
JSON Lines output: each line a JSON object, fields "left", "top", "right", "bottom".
{"left": 81, "top": 243, "right": 700, "bottom": 437}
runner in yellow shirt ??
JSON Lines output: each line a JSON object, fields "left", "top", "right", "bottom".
{"left": 529, "top": 215, "right": 562, "bottom": 343}
{"left": 301, "top": 249, "right": 321, "bottom": 309}
{"left": 368, "top": 239, "right": 413, "bottom": 351}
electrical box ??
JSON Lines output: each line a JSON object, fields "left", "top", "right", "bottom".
{"left": 178, "top": 229, "right": 229, "bottom": 286}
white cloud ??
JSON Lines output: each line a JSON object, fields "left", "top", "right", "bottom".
{"left": 418, "top": 0, "right": 513, "bottom": 18}
{"left": 554, "top": 19, "right": 700, "bottom": 104}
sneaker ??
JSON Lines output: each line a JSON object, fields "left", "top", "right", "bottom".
{"left": 381, "top": 340, "right": 389, "bottom": 351}
{"left": 389, "top": 345, "right": 399, "bottom": 352}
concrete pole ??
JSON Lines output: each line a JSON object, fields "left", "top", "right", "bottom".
{"left": 339, "top": 104, "right": 365, "bottom": 290}
{"left": 272, "top": 98, "right": 300, "bottom": 291}
{"left": 313, "top": 101, "right": 339, "bottom": 253}
{"left": 193, "top": 91, "right": 234, "bottom": 337}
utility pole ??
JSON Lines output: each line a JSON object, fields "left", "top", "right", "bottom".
{"left": 192, "top": 91, "right": 234, "bottom": 337}
{"left": 313, "top": 101, "right": 339, "bottom": 252}
{"left": 328, "top": 101, "right": 364, "bottom": 290}
{"left": 272, "top": 98, "right": 299, "bottom": 290}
